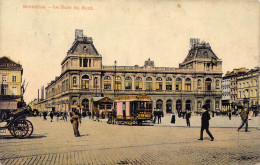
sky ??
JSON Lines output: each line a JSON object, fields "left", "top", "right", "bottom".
{"left": 0, "top": 0, "right": 259, "bottom": 103}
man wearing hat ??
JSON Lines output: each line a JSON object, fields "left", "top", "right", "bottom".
{"left": 238, "top": 107, "right": 248, "bottom": 132}
{"left": 198, "top": 105, "right": 214, "bottom": 141}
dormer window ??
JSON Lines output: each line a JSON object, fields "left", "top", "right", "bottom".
{"left": 83, "top": 46, "right": 88, "bottom": 53}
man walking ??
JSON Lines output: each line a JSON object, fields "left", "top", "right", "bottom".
{"left": 50, "top": 111, "right": 54, "bottom": 122}
{"left": 63, "top": 111, "right": 68, "bottom": 122}
{"left": 70, "top": 110, "right": 80, "bottom": 137}
{"left": 238, "top": 108, "right": 248, "bottom": 132}
{"left": 198, "top": 105, "right": 214, "bottom": 141}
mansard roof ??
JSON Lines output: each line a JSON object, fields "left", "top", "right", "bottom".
{"left": 0, "top": 56, "right": 23, "bottom": 71}
{"left": 67, "top": 30, "right": 99, "bottom": 55}
{"left": 182, "top": 43, "right": 219, "bottom": 63}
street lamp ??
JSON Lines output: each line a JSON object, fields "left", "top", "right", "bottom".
{"left": 114, "top": 60, "right": 117, "bottom": 96}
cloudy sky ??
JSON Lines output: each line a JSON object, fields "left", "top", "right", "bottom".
{"left": 0, "top": 0, "right": 259, "bottom": 103}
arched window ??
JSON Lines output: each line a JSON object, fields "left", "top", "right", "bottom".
{"left": 176, "top": 100, "right": 182, "bottom": 112}
{"left": 176, "top": 77, "right": 182, "bottom": 91}
{"left": 135, "top": 77, "right": 142, "bottom": 90}
{"left": 166, "top": 100, "right": 172, "bottom": 113}
{"left": 205, "top": 78, "right": 212, "bottom": 91}
{"left": 156, "top": 77, "right": 163, "bottom": 90}
{"left": 166, "top": 77, "right": 172, "bottom": 90}
{"left": 104, "top": 76, "right": 111, "bottom": 89}
{"left": 82, "top": 99, "right": 89, "bottom": 112}
{"left": 216, "top": 79, "right": 220, "bottom": 89}
{"left": 185, "top": 100, "right": 191, "bottom": 110}
{"left": 197, "top": 101, "right": 201, "bottom": 110}
{"left": 185, "top": 78, "right": 191, "bottom": 91}
{"left": 125, "top": 76, "right": 132, "bottom": 90}
{"left": 81, "top": 75, "right": 89, "bottom": 89}
{"left": 216, "top": 101, "right": 219, "bottom": 109}
{"left": 146, "top": 77, "right": 153, "bottom": 90}
{"left": 156, "top": 99, "right": 163, "bottom": 110}
{"left": 197, "top": 79, "right": 202, "bottom": 89}
{"left": 115, "top": 76, "right": 122, "bottom": 90}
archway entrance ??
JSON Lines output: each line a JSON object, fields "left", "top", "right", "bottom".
{"left": 156, "top": 99, "right": 163, "bottom": 110}
{"left": 166, "top": 100, "right": 172, "bottom": 113}
{"left": 185, "top": 100, "right": 191, "bottom": 111}
{"left": 82, "top": 99, "right": 89, "bottom": 117}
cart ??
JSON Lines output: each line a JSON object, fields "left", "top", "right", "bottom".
{"left": 0, "top": 100, "right": 33, "bottom": 138}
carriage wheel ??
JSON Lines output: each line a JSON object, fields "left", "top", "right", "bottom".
{"left": 25, "top": 120, "right": 33, "bottom": 137}
{"left": 11, "top": 119, "right": 29, "bottom": 139}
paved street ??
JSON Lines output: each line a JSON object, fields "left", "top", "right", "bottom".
{"left": 0, "top": 116, "right": 260, "bottom": 165}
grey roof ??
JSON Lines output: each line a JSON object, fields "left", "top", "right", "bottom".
{"left": 183, "top": 43, "right": 219, "bottom": 63}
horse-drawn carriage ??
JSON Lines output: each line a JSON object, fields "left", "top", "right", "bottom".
{"left": 0, "top": 99, "right": 33, "bottom": 138}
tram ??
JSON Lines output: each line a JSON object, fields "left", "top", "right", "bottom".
{"left": 113, "top": 95, "right": 153, "bottom": 125}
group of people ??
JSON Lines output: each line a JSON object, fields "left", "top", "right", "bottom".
{"left": 153, "top": 109, "right": 164, "bottom": 124}
{"left": 41, "top": 111, "right": 68, "bottom": 122}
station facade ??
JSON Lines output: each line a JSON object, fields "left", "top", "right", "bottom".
{"left": 36, "top": 30, "right": 223, "bottom": 115}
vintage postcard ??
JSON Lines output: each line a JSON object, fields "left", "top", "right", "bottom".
{"left": 0, "top": 0, "right": 259, "bottom": 164}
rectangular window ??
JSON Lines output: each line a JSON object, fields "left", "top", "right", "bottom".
{"left": 146, "top": 82, "right": 153, "bottom": 90}
{"left": 83, "top": 59, "right": 88, "bottom": 67}
{"left": 156, "top": 82, "right": 162, "bottom": 90}
{"left": 166, "top": 82, "right": 172, "bottom": 90}
{"left": 2, "top": 75, "right": 7, "bottom": 82}
{"left": 89, "top": 59, "right": 91, "bottom": 67}
{"left": 12, "top": 76, "right": 16, "bottom": 82}
{"left": 104, "top": 81, "right": 111, "bottom": 89}
{"left": 12, "top": 87, "right": 17, "bottom": 95}
{"left": 79, "top": 58, "right": 82, "bottom": 67}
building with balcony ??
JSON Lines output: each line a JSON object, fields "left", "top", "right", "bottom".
{"left": 36, "top": 29, "right": 223, "bottom": 115}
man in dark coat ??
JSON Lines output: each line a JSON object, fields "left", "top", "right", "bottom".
{"left": 186, "top": 110, "right": 191, "bottom": 127}
{"left": 238, "top": 108, "right": 248, "bottom": 132}
{"left": 198, "top": 105, "right": 214, "bottom": 141}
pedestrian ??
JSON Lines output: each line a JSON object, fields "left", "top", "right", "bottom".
{"left": 158, "top": 111, "right": 162, "bottom": 124}
{"left": 43, "top": 111, "right": 47, "bottom": 120}
{"left": 171, "top": 111, "right": 175, "bottom": 124}
{"left": 95, "top": 111, "right": 100, "bottom": 122}
{"left": 186, "top": 110, "right": 191, "bottom": 127}
{"left": 198, "top": 105, "right": 214, "bottom": 141}
{"left": 238, "top": 108, "right": 248, "bottom": 132}
{"left": 153, "top": 110, "right": 157, "bottom": 124}
{"left": 229, "top": 110, "right": 232, "bottom": 120}
{"left": 63, "top": 111, "right": 68, "bottom": 122}
{"left": 70, "top": 110, "right": 80, "bottom": 137}
{"left": 50, "top": 111, "right": 54, "bottom": 122}
{"left": 56, "top": 112, "right": 60, "bottom": 122}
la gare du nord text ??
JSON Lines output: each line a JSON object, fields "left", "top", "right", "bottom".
{"left": 23, "top": 4, "right": 93, "bottom": 10}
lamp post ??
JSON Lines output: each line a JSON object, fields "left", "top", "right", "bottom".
{"left": 114, "top": 60, "right": 117, "bottom": 96}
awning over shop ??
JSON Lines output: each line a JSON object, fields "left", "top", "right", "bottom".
{"left": 70, "top": 105, "right": 84, "bottom": 108}
{"left": 0, "top": 100, "right": 17, "bottom": 110}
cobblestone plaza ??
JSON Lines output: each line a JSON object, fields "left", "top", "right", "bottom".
{"left": 0, "top": 116, "right": 260, "bottom": 165}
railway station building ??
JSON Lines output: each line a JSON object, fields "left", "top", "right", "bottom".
{"left": 36, "top": 29, "right": 223, "bottom": 115}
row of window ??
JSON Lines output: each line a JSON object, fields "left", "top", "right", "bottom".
{"left": 0, "top": 85, "right": 17, "bottom": 95}
{"left": 239, "top": 89, "right": 258, "bottom": 98}
{"left": 238, "top": 80, "right": 258, "bottom": 88}
{"left": 1, "top": 75, "right": 17, "bottom": 82}
{"left": 72, "top": 75, "right": 220, "bottom": 91}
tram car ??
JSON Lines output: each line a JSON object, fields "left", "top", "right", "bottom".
{"left": 113, "top": 95, "right": 153, "bottom": 125}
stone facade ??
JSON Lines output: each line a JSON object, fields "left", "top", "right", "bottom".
{"left": 237, "top": 67, "right": 260, "bottom": 107}
{"left": 35, "top": 30, "right": 223, "bottom": 114}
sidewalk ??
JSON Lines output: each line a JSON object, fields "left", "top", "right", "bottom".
{"left": 99, "top": 115, "right": 260, "bottom": 128}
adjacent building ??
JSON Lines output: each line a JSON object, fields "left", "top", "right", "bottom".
{"left": 221, "top": 68, "right": 248, "bottom": 110}
{"left": 35, "top": 29, "right": 223, "bottom": 115}
{"left": 0, "top": 56, "right": 23, "bottom": 110}
{"left": 237, "top": 67, "right": 260, "bottom": 108}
